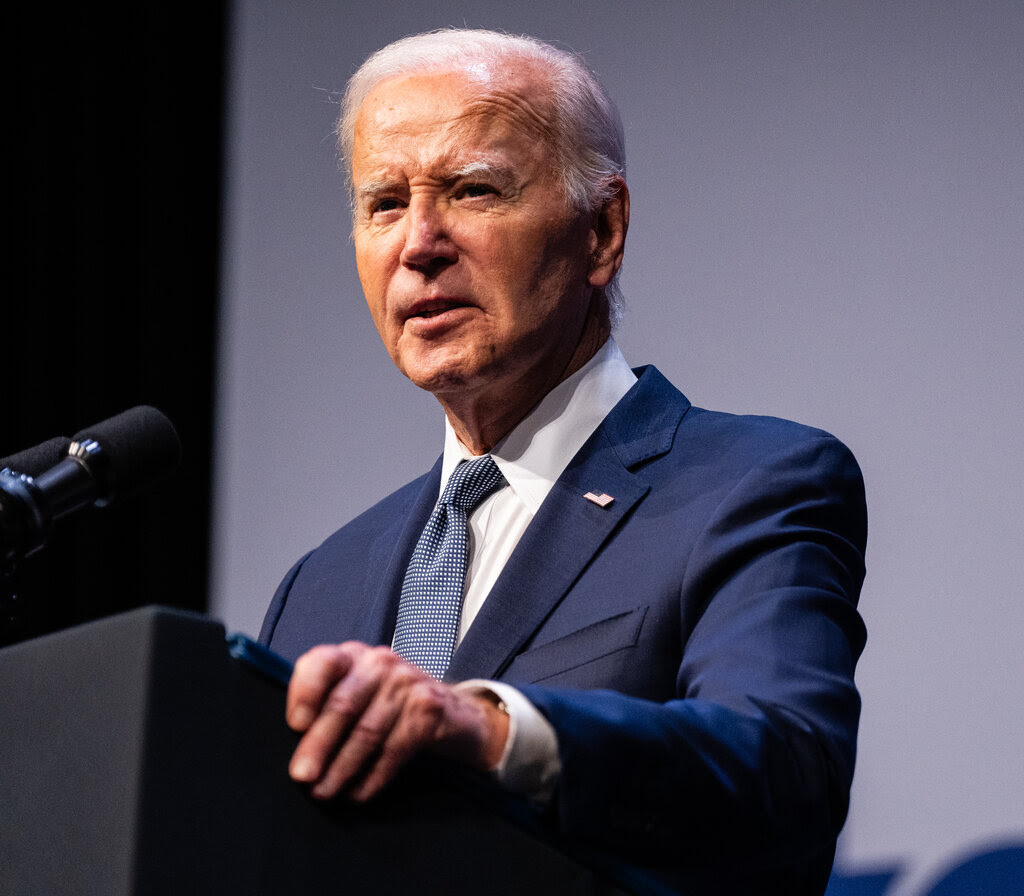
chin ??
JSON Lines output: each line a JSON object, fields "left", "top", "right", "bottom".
{"left": 404, "top": 357, "right": 510, "bottom": 401}
{"left": 397, "top": 345, "right": 486, "bottom": 391}
{"left": 402, "top": 362, "right": 474, "bottom": 395}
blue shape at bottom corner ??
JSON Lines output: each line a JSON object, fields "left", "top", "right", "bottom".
{"left": 828, "top": 841, "right": 1024, "bottom": 896}
{"left": 924, "top": 844, "right": 1024, "bottom": 896}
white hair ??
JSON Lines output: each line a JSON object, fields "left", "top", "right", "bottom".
{"left": 337, "top": 28, "right": 627, "bottom": 326}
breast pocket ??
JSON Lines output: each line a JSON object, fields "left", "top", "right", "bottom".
{"left": 503, "top": 606, "right": 649, "bottom": 685}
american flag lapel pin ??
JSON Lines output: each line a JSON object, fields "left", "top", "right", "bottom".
{"left": 584, "top": 490, "right": 614, "bottom": 508}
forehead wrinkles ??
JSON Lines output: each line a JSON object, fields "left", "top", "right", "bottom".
{"left": 454, "top": 86, "right": 558, "bottom": 149}
{"left": 353, "top": 70, "right": 561, "bottom": 167}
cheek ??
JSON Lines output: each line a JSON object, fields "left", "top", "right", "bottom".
{"left": 485, "top": 231, "right": 551, "bottom": 301}
{"left": 355, "top": 248, "right": 391, "bottom": 326}
{"left": 521, "top": 213, "right": 590, "bottom": 280}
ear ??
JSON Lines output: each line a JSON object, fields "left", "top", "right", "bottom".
{"left": 587, "top": 177, "right": 630, "bottom": 289}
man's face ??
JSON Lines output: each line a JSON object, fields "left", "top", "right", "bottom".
{"left": 350, "top": 67, "right": 601, "bottom": 412}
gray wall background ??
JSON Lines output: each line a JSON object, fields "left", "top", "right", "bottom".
{"left": 211, "top": 2, "right": 1023, "bottom": 891}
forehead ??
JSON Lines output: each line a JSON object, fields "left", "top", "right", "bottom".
{"left": 351, "top": 67, "right": 558, "bottom": 177}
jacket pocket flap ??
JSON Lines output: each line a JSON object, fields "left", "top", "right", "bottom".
{"left": 504, "top": 606, "right": 649, "bottom": 683}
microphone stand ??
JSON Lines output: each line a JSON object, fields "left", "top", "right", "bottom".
{"left": 1, "top": 467, "right": 32, "bottom": 646}
{"left": 0, "top": 460, "right": 81, "bottom": 648}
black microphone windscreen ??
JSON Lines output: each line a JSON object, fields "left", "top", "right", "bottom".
{"left": 72, "top": 406, "right": 182, "bottom": 500}
{"left": 0, "top": 436, "right": 73, "bottom": 478}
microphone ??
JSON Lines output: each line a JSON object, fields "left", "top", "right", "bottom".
{"left": 0, "top": 436, "right": 73, "bottom": 478}
{"left": 0, "top": 406, "right": 182, "bottom": 565}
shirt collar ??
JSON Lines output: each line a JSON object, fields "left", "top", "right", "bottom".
{"left": 442, "top": 337, "right": 637, "bottom": 513}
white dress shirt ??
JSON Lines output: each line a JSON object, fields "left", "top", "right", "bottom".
{"left": 439, "top": 337, "right": 637, "bottom": 800}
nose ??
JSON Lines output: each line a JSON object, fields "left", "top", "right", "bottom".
{"left": 399, "top": 196, "right": 457, "bottom": 276}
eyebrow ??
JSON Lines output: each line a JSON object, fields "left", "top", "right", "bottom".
{"left": 354, "top": 159, "right": 518, "bottom": 204}
{"left": 355, "top": 178, "right": 397, "bottom": 205}
{"left": 449, "top": 160, "right": 517, "bottom": 184}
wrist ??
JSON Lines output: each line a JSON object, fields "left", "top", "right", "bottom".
{"left": 468, "top": 689, "right": 511, "bottom": 770}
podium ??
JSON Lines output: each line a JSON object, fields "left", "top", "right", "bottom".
{"left": 0, "top": 606, "right": 636, "bottom": 896}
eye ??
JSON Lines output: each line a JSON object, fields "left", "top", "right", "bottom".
{"left": 459, "top": 183, "right": 499, "bottom": 200}
{"left": 373, "top": 197, "right": 405, "bottom": 214}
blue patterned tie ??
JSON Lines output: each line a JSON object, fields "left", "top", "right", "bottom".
{"left": 393, "top": 455, "right": 506, "bottom": 678}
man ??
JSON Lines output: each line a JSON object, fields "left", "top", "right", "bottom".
{"left": 260, "top": 28, "right": 867, "bottom": 895}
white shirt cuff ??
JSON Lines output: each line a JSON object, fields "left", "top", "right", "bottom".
{"left": 454, "top": 679, "right": 561, "bottom": 805}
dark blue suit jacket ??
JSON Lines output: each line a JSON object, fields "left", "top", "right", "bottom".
{"left": 260, "top": 366, "right": 867, "bottom": 895}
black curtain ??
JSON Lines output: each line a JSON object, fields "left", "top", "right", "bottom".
{"left": 3, "top": 7, "right": 227, "bottom": 646}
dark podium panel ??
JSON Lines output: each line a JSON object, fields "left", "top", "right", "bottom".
{"left": 0, "top": 606, "right": 634, "bottom": 896}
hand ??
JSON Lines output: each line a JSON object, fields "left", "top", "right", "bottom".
{"left": 285, "top": 641, "right": 510, "bottom": 801}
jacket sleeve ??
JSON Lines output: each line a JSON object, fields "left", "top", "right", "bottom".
{"left": 520, "top": 433, "right": 867, "bottom": 879}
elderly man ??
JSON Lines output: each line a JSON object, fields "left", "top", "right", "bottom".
{"left": 259, "top": 28, "right": 866, "bottom": 895}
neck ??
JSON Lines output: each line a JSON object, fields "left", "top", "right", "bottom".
{"left": 439, "top": 312, "right": 611, "bottom": 455}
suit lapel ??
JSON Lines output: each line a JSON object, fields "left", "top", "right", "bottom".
{"left": 353, "top": 457, "right": 443, "bottom": 646}
{"left": 445, "top": 366, "right": 691, "bottom": 681}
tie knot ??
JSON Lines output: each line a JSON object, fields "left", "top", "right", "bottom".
{"left": 440, "top": 455, "right": 505, "bottom": 511}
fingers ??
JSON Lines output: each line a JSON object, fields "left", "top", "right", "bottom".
{"left": 286, "top": 643, "right": 358, "bottom": 732}
{"left": 328, "top": 672, "right": 447, "bottom": 802}
{"left": 287, "top": 643, "right": 443, "bottom": 800}
{"left": 288, "top": 642, "right": 390, "bottom": 789}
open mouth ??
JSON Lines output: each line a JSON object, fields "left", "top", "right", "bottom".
{"left": 407, "top": 299, "right": 471, "bottom": 320}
